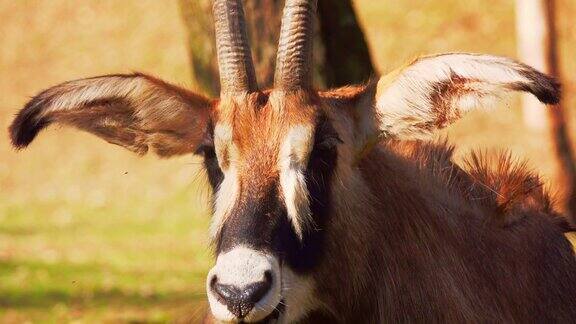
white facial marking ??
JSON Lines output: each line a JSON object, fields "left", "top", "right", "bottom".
{"left": 207, "top": 246, "right": 282, "bottom": 322}
{"left": 210, "top": 166, "right": 239, "bottom": 238}
{"left": 210, "top": 123, "right": 240, "bottom": 238}
{"left": 278, "top": 125, "right": 315, "bottom": 239}
{"left": 214, "top": 123, "right": 233, "bottom": 169}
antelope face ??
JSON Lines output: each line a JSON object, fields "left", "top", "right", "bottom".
{"left": 203, "top": 92, "right": 336, "bottom": 322}
{"left": 203, "top": 1, "right": 330, "bottom": 319}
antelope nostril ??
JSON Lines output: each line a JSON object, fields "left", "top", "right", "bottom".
{"left": 244, "top": 277, "right": 272, "bottom": 304}
{"left": 264, "top": 270, "right": 272, "bottom": 283}
{"left": 210, "top": 275, "right": 218, "bottom": 287}
{"left": 211, "top": 277, "right": 273, "bottom": 319}
{"left": 213, "top": 282, "right": 240, "bottom": 305}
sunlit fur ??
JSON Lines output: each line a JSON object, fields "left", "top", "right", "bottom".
{"left": 306, "top": 128, "right": 576, "bottom": 322}
{"left": 10, "top": 53, "right": 576, "bottom": 323}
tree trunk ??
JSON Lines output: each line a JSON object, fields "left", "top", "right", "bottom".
{"left": 179, "top": 0, "right": 219, "bottom": 96}
{"left": 517, "top": 0, "right": 576, "bottom": 220}
{"left": 242, "top": 0, "right": 284, "bottom": 88}
{"left": 317, "top": 0, "right": 375, "bottom": 87}
{"left": 179, "top": 0, "right": 375, "bottom": 94}
{"left": 515, "top": 0, "right": 549, "bottom": 130}
{"left": 541, "top": 0, "right": 576, "bottom": 222}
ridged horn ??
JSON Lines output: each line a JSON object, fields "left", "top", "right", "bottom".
{"left": 213, "top": 0, "right": 258, "bottom": 95}
{"left": 274, "top": 0, "right": 317, "bottom": 90}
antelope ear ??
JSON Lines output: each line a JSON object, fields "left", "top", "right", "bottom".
{"left": 9, "top": 73, "right": 212, "bottom": 157}
{"left": 366, "top": 53, "right": 560, "bottom": 140}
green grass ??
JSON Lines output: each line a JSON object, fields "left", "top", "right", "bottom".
{"left": 0, "top": 191, "right": 212, "bottom": 322}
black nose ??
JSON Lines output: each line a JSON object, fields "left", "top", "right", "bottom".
{"left": 211, "top": 271, "right": 273, "bottom": 319}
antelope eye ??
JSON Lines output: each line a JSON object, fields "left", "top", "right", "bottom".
{"left": 195, "top": 127, "right": 217, "bottom": 158}
{"left": 197, "top": 134, "right": 223, "bottom": 190}
{"left": 195, "top": 138, "right": 217, "bottom": 159}
{"left": 199, "top": 145, "right": 217, "bottom": 160}
{"left": 316, "top": 135, "right": 343, "bottom": 150}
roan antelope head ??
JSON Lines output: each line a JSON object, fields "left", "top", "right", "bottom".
{"left": 9, "top": 0, "right": 567, "bottom": 323}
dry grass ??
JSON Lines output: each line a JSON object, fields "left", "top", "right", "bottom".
{"left": 1, "top": 0, "right": 575, "bottom": 322}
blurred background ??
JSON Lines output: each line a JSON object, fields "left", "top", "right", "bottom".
{"left": 1, "top": 0, "right": 575, "bottom": 322}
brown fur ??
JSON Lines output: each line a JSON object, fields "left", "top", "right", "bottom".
{"left": 9, "top": 73, "right": 212, "bottom": 157}
{"left": 388, "top": 141, "right": 566, "bottom": 226}
{"left": 310, "top": 132, "right": 576, "bottom": 322}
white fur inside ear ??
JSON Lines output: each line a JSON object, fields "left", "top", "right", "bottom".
{"left": 43, "top": 76, "right": 145, "bottom": 115}
{"left": 374, "top": 53, "right": 543, "bottom": 139}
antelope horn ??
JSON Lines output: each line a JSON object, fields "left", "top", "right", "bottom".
{"left": 213, "top": 0, "right": 258, "bottom": 95}
{"left": 274, "top": 0, "right": 317, "bottom": 90}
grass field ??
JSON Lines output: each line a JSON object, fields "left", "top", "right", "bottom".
{"left": 1, "top": 0, "right": 575, "bottom": 322}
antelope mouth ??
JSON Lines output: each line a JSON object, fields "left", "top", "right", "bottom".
{"left": 253, "top": 300, "right": 285, "bottom": 324}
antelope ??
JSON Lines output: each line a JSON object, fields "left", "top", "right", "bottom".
{"left": 9, "top": 0, "right": 576, "bottom": 323}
